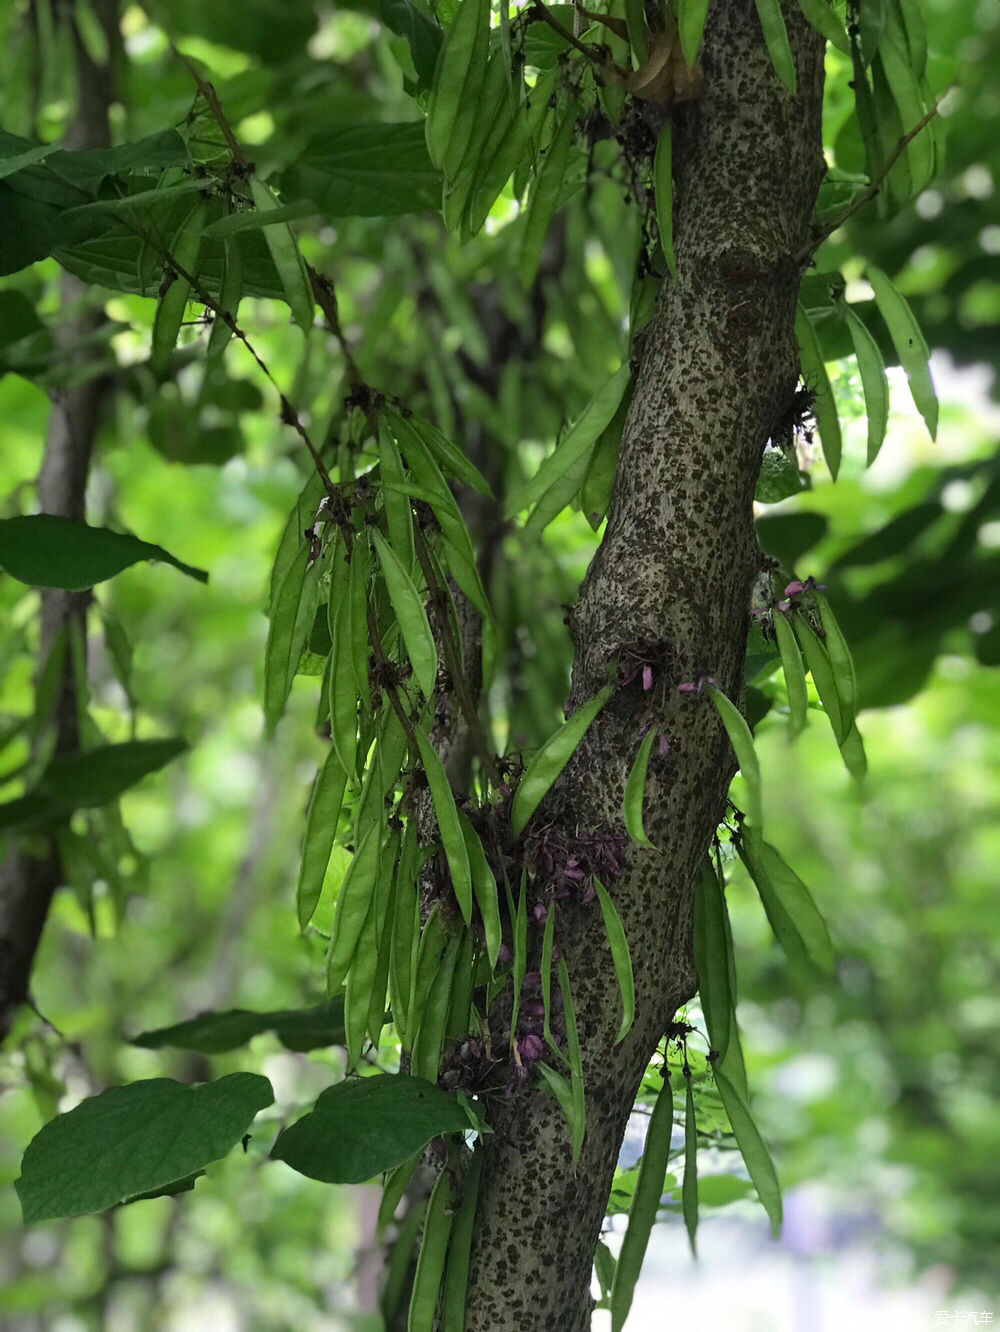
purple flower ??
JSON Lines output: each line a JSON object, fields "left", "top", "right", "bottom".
{"left": 658, "top": 734, "right": 671, "bottom": 759}
{"left": 642, "top": 665, "right": 654, "bottom": 692}
{"left": 518, "top": 1034, "right": 544, "bottom": 1061}
{"left": 677, "top": 680, "right": 700, "bottom": 695}
{"left": 784, "top": 579, "right": 809, "bottom": 598}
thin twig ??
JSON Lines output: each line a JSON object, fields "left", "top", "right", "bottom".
{"left": 167, "top": 39, "right": 249, "bottom": 168}
{"left": 307, "top": 263, "right": 362, "bottom": 388}
{"left": 810, "top": 85, "right": 953, "bottom": 249}
{"left": 528, "top": 0, "right": 606, "bottom": 66}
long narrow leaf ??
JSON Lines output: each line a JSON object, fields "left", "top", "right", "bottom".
{"left": 414, "top": 727, "right": 473, "bottom": 924}
{"left": 868, "top": 264, "right": 938, "bottom": 439}
{"left": 714, "top": 1066, "right": 782, "bottom": 1236}
{"left": 844, "top": 306, "right": 890, "bottom": 466}
{"left": 594, "top": 878, "right": 635, "bottom": 1045}
{"left": 296, "top": 748, "right": 348, "bottom": 929}
{"left": 512, "top": 683, "right": 614, "bottom": 837}
{"left": 623, "top": 729, "right": 657, "bottom": 848}
{"left": 682, "top": 1071, "right": 699, "bottom": 1257}
{"left": 705, "top": 686, "right": 763, "bottom": 828}
{"left": 371, "top": 529, "right": 438, "bottom": 698}
{"left": 609, "top": 1073, "right": 674, "bottom": 1331}
{"left": 557, "top": 959, "right": 586, "bottom": 1163}
{"left": 795, "top": 304, "right": 842, "bottom": 480}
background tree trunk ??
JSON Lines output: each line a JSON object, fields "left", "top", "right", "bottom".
{"left": 0, "top": 0, "right": 118, "bottom": 1038}
{"left": 463, "top": 4, "right": 826, "bottom": 1327}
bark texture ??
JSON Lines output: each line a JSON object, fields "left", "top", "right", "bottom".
{"left": 0, "top": 0, "right": 118, "bottom": 1038}
{"left": 463, "top": 4, "right": 826, "bottom": 1327}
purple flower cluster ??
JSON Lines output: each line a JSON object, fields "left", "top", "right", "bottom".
{"left": 510, "top": 970, "right": 557, "bottom": 1087}
{"left": 527, "top": 821, "right": 628, "bottom": 907}
{"left": 776, "top": 575, "right": 825, "bottom": 614}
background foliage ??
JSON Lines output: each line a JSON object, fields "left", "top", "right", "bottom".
{"left": 0, "top": 0, "right": 997, "bottom": 1325}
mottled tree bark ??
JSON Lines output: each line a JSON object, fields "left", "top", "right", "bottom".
{"left": 0, "top": 0, "right": 118, "bottom": 1039}
{"left": 463, "top": 4, "right": 826, "bottom": 1327}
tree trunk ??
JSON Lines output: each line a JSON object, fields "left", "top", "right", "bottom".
{"left": 0, "top": 0, "right": 118, "bottom": 1039}
{"left": 463, "top": 4, "right": 826, "bottom": 1327}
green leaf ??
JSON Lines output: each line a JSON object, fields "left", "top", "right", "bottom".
{"left": 623, "top": 728, "right": 657, "bottom": 848}
{"left": 813, "top": 590, "right": 857, "bottom": 725}
{"left": 442, "top": 48, "right": 509, "bottom": 233}
{"left": 16, "top": 1074, "right": 273, "bottom": 1224}
{"left": 440, "top": 1149, "right": 483, "bottom": 1331}
{"left": 506, "top": 364, "right": 630, "bottom": 523}
{"left": 0, "top": 739, "right": 187, "bottom": 833}
{"left": 772, "top": 611, "right": 808, "bottom": 736}
{"left": 753, "top": 0, "right": 797, "bottom": 92}
{"left": 386, "top": 410, "right": 491, "bottom": 617}
{"left": 206, "top": 234, "right": 242, "bottom": 361}
{"left": 327, "top": 823, "right": 383, "bottom": 992}
{"left": 377, "top": 419, "right": 416, "bottom": 573}
{"left": 371, "top": 528, "right": 438, "bottom": 698}
{"left": 508, "top": 870, "right": 528, "bottom": 1041}
{"left": 713, "top": 1066, "right": 782, "bottom": 1236}
{"left": 692, "top": 860, "right": 733, "bottom": 1063}
{"left": 150, "top": 199, "right": 205, "bottom": 378}
{"left": 594, "top": 878, "right": 635, "bottom": 1045}
{"left": 425, "top": 0, "right": 492, "bottom": 175}
{"left": 0, "top": 133, "right": 59, "bottom": 180}
{"left": 539, "top": 904, "right": 561, "bottom": 1058}
{"left": 795, "top": 304, "right": 842, "bottom": 480}
{"left": 269, "top": 473, "right": 325, "bottom": 611}
{"left": 536, "top": 1060, "right": 576, "bottom": 1132}
{"left": 511, "top": 682, "right": 614, "bottom": 837}
{"left": 130, "top": 997, "right": 347, "bottom": 1054}
{"left": 653, "top": 125, "right": 677, "bottom": 280}
{"left": 249, "top": 176, "right": 314, "bottom": 332}
{"left": 263, "top": 541, "right": 321, "bottom": 735}
{"left": 270, "top": 1074, "right": 472, "bottom": 1184}
{"left": 797, "top": 0, "right": 850, "bottom": 54}
{"left": 280, "top": 123, "right": 440, "bottom": 217}
{"left": 739, "top": 830, "right": 834, "bottom": 972}
{"left": 408, "top": 414, "right": 492, "bottom": 497}
{"left": 408, "top": 1160, "right": 456, "bottom": 1329}
{"left": 460, "top": 812, "right": 502, "bottom": 969}
{"left": 519, "top": 100, "right": 577, "bottom": 286}
{"left": 296, "top": 748, "right": 349, "bottom": 929}
{"left": 844, "top": 307, "right": 890, "bottom": 465}
{"left": 682, "top": 1072, "right": 699, "bottom": 1257}
{"left": 379, "top": 0, "right": 443, "bottom": 91}
{"left": 756, "top": 447, "right": 805, "bottom": 504}
{"left": 791, "top": 612, "right": 847, "bottom": 744}
{"left": 610, "top": 1072, "right": 674, "bottom": 1332}
{"left": 557, "top": 959, "right": 586, "bottom": 1163}
{"left": 839, "top": 721, "right": 868, "bottom": 779}
{"left": 0, "top": 514, "right": 207, "bottom": 589}
{"left": 704, "top": 686, "right": 763, "bottom": 828}
{"left": 411, "top": 928, "right": 461, "bottom": 1082}
{"left": 676, "top": 0, "right": 710, "bottom": 66}
{"left": 414, "top": 727, "right": 473, "bottom": 924}
{"left": 867, "top": 265, "right": 938, "bottom": 440}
